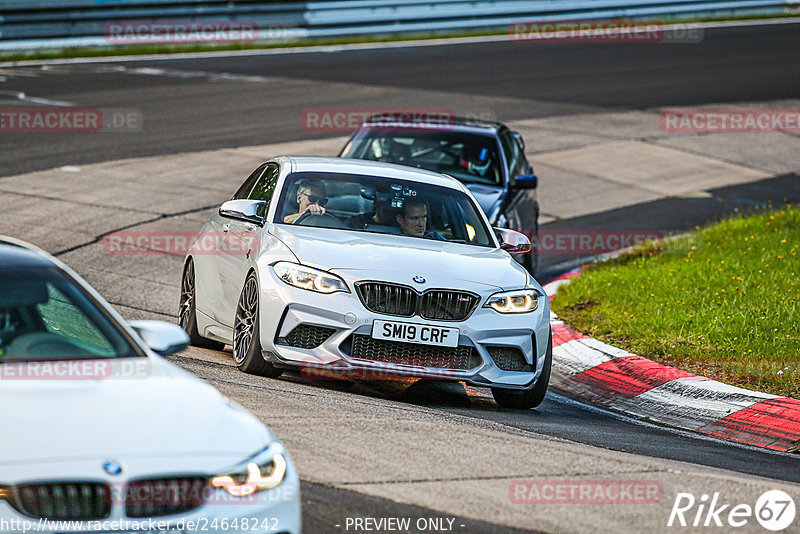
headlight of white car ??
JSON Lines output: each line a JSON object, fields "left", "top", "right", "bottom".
{"left": 484, "top": 289, "right": 540, "bottom": 314}
{"left": 272, "top": 262, "right": 349, "bottom": 294}
{"left": 211, "top": 447, "right": 288, "bottom": 497}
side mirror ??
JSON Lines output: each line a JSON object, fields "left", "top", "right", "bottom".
{"left": 219, "top": 199, "right": 267, "bottom": 226}
{"left": 512, "top": 131, "right": 525, "bottom": 151}
{"left": 494, "top": 228, "right": 531, "bottom": 254}
{"left": 513, "top": 174, "right": 537, "bottom": 190}
{"left": 129, "top": 320, "right": 190, "bottom": 356}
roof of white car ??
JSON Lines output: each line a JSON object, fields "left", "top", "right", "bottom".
{"left": 281, "top": 156, "right": 467, "bottom": 192}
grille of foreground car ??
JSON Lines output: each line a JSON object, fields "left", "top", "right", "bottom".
{"left": 356, "top": 282, "right": 479, "bottom": 321}
{"left": 10, "top": 482, "right": 111, "bottom": 520}
{"left": 341, "top": 334, "right": 481, "bottom": 370}
{"left": 125, "top": 477, "right": 208, "bottom": 518}
{"left": 275, "top": 324, "right": 336, "bottom": 349}
{"left": 487, "top": 346, "right": 533, "bottom": 372}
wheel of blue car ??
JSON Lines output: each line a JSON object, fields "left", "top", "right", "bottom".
{"left": 233, "top": 272, "right": 283, "bottom": 377}
{"left": 491, "top": 329, "right": 551, "bottom": 409}
{"left": 179, "top": 259, "right": 225, "bottom": 350}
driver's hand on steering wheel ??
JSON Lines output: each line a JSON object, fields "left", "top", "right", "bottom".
{"left": 304, "top": 204, "right": 326, "bottom": 216}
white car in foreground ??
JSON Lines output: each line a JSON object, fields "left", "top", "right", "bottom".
{"left": 183, "top": 156, "right": 551, "bottom": 409}
{"left": 0, "top": 237, "right": 300, "bottom": 533}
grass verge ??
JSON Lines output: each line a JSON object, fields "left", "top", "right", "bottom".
{"left": 551, "top": 205, "right": 800, "bottom": 398}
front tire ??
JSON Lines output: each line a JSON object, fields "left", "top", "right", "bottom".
{"left": 179, "top": 259, "right": 225, "bottom": 350}
{"left": 492, "top": 330, "right": 552, "bottom": 409}
{"left": 233, "top": 272, "right": 283, "bottom": 378}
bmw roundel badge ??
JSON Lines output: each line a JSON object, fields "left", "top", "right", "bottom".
{"left": 413, "top": 276, "right": 425, "bottom": 284}
{"left": 103, "top": 460, "right": 124, "bottom": 476}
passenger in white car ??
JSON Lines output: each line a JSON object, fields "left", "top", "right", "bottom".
{"left": 396, "top": 199, "right": 446, "bottom": 241}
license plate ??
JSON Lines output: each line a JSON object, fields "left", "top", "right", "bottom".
{"left": 372, "top": 320, "right": 459, "bottom": 348}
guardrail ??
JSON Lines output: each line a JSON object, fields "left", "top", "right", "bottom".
{"left": 0, "top": 0, "right": 793, "bottom": 50}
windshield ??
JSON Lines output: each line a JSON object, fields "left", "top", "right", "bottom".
{"left": 0, "top": 267, "right": 143, "bottom": 362}
{"left": 275, "top": 171, "right": 496, "bottom": 247}
{"left": 342, "top": 128, "right": 504, "bottom": 186}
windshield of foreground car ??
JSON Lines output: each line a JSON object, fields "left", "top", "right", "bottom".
{"left": 341, "top": 128, "right": 503, "bottom": 186}
{"left": 275, "top": 171, "right": 496, "bottom": 247}
{"left": 0, "top": 268, "right": 143, "bottom": 362}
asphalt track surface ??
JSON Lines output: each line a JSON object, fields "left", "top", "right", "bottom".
{"left": 2, "top": 21, "right": 800, "bottom": 534}
{"left": 1, "top": 22, "right": 799, "bottom": 177}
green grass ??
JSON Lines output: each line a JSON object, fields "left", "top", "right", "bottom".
{"left": 1, "top": 11, "right": 797, "bottom": 63}
{"left": 551, "top": 205, "right": 800, "bottom": 398}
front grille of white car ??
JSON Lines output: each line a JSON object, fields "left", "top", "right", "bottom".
{"left": 356, "top": 282, "right": 479, "bottom": 321}
{"left": 9, "top": 482, "right": 111, "bottom": 520}
{"left": 6, "top": 477, "right": 210, "bottom": 521}
{"left": 341, "top": 334, "right": 481, "bottom": 370}
{"left": 125, "top": 476, "right": 208, "bottom": 518}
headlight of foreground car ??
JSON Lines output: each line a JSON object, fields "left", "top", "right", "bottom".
{"left": 272, "top": 261, "right": 349, "bottom": 294}
{"left": 211, "top": 448, "right": 288, "bottom": 497}
{"left": 484, "top": 289, "right": 540, "bottom": 314}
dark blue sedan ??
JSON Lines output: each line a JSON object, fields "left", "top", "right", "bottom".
{"left": 339, "top": 116, "right": 539, "bottom": 274}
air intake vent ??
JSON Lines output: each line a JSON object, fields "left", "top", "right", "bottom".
{"left": 487, "top": 346, "right": 532, "bottom": 372}
{"left": 275, "top": 324, "right": 336, "bottom": 349}
{"left": 341, "top": 334, "right": 481, "bottom": 370}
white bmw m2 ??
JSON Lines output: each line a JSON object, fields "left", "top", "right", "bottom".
{"left": 182, "top": 157, "right": 551, "bottom": 409}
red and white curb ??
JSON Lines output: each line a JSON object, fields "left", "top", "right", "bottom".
{"left": 544, "top": 269, "right": 800, "bottom": 453}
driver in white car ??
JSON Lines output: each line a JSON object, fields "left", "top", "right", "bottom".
{"left": 283, "top": 181, "right": 328, "bottom": 224}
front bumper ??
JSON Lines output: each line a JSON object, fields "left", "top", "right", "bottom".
{"left": 258, "top": 269, "right": 550, "bottom": 390}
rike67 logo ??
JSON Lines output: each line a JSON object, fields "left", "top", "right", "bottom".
{"left": 668, "top": 490, "right": 796, "bottom": 531}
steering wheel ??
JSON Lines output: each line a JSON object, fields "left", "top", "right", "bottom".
{"left": 294, "top": 211, "right": 349, "bottom": 229}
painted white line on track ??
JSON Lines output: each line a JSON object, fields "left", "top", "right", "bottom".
{"left": 0, "top": 90, "right": 74, "bottom": 107}
{"left": 1, "top": 18, "right": 799, "bottom": 68}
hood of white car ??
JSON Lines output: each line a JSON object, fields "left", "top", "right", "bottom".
{"left": 0, "top": 356, "right": 272, "bottom": 465}
{"left": 269, "top": 225, "right": 528, "bottom": 290}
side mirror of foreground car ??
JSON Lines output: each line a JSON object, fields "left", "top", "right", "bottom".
{"left": 494, "top": 227, "right": 532, "bottom": 254}
{"left": 129, "top": 320, "right": 190, "bottom": 356}
{"left": 219, "top": 199, "right": 267, "bottom": 226}
{"left": 512, "top": 174, "right": 538, "bottom": 189}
